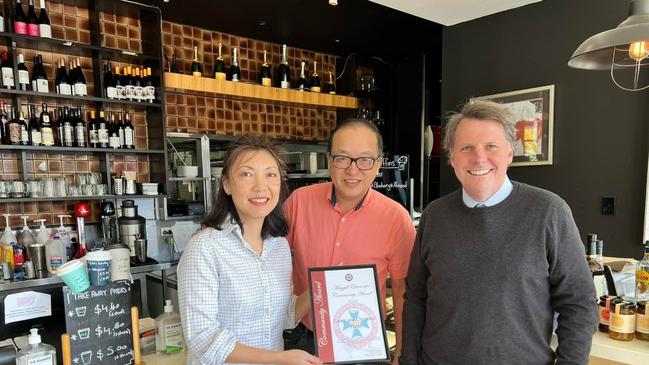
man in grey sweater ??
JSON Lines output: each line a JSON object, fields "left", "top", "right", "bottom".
{"left": 400, "top": 100, "right": 597, "bottom": 365}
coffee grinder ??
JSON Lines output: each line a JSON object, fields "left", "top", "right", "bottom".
{"left": 117, "top": 200, "right": 146, "bottom": 258}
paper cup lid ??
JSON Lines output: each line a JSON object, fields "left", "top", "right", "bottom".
{"left": 86, "top": 250, "right": 112, "bottom": 261}
{"left": 56, "top": 260, "right": 84, "bottom": 276}
{"left": 106, "top": 243, "right": 130, "bottom": 251}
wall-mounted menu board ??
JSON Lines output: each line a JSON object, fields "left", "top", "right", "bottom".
{"left": 373, "top": 154, "right": 410, "bottom": 210}
{"left": 63, "top": 282, "right": 134, "bottom": 365}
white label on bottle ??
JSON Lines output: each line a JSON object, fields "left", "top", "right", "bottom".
{"left": 36, "top": 79, "right": 49, "bottom": 93}
{"left": 106, "top": 86, "right": 117, "bottom": 99}
{"left": 163, "top": 322, "right": 184, "bottom": 353}
{"left": 232, "top": 74, "right": 239, "bottom": 82}
{"left": 39, "top": 24, "right": 52, "bottom": 39}
{"left": 31, "top": 130, "right": 42, "bottom": 145}
{"left": 74, "top": 83, "right": 87, "bottom": 96}
{"left": 109, "top": 135, "right": 120, "bottom": 149}
{"left": 637, "top": 312, "right": 649, "bottom": 333}
{"left": 2, "top": 67, "right": 14, "bottom": 87}
{"left": 27, "top": 353, "right": 53, "bottom": 365}
{"left": 280, "top": 80, "right": 289, "bottom": 89}
{"left": 18, "top": 70, "right": 29, "bottom": 85}
{"left": 41, "top": 128, "right": 54, "bottom": 146}
{"left": 610, "top": 313, "right": 636, "bottom": 333}
{"left": 98, "top": 128, "right": 109, "bottom": 143}
{"left": 58, "top": 83, "right": 72, "bottom": 95}
{"left": 125, "top": 128, "right": 134, "bottom": 147}
{"left": 50, "top": 256, "right": 62, "bottom": 271}
{"left": 134, "top": 86, "right": 143, "bottom": 101}
{"left": 21, "top": 127, "right": 29, "bottom": 144}
{"left": 63, "top": 125, "right": 73, "bottom": 144}
{"left": 119, "top": 129, "right": 125, "bottom": 146}
{"left": 116, "top": 85, "right": 125, "bottom": 100}
{"left": 146, "top": 86, "right": 155, "bottom": 101}
{"left": 0, "top": 16, "right": 4, "bottom": 33}
{"left": 89, "top": 129, "right": 99, "bottom": 144}
{"left": 75, "top": 126, "right": 85, "bottom": 143}
{"left": 125, "top": 85, "right": 135, "bottom": 99}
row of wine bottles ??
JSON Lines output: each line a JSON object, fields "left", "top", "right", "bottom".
{"left": 0, "top": 0, "right": 52, "bottom": 38}
{"left": 172, "top": 43, "right": 336, "bottom": 94}
{"left": 0, "top": 101, "right": 136, "bottom": 149}
{"left": 0, "top": 50, "right": 87, "bottom": 95}
{"left": 103, "top": 63, "right": 156, "bottom": 103}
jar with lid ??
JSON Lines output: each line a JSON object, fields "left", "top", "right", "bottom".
{"left": 609, "top": 301, "right": 636, "bottom": 341}
{"left": 598, "top": 295, "right": 615, "bottom": 332}
{"left": 636, "top": 301, "right": 649, "bottom": 341}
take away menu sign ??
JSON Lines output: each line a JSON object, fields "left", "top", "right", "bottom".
{"left": 63, "top": 282, "right": 134, "bottom": 365}
{"left": 308, "top": 265, "right": 389, "bottom": 364}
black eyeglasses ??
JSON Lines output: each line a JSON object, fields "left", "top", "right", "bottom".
{"left": 329, "top": 154, "right": 380, "bottom": 170}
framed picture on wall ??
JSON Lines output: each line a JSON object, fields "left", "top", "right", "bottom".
{"left": 473, "top": 85, "right": 555, "bottom": 166}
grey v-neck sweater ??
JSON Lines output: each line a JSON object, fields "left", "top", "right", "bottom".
{"left": 400, "top": 182, "right": 597, "bottom": 365}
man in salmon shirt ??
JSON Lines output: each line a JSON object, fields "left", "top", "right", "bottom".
{"left": 284, "top": 118, "right": 416, "bottom": 364}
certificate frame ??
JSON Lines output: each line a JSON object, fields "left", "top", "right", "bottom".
{"left": 308, "top": 264, "right": 390, "bottom": 364}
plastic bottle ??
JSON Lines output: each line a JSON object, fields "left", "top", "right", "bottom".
{"left": 16, "top": 329, "right": 57, "bottom": 365}
{"left": 155, "top": 300, "right": 184, "bottom": 355}
{"left": 0, "top": 213, "right": 16, "bottom": 278}
{"left": 34, "top": 219, "right": 50, "bottom": 246}
{"left": 52, "top": 215, "right": 72, "bottom": 261}
{"left": 45, "top": 236, "right": 67, "bottom": 274}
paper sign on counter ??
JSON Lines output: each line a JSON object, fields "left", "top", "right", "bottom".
{"left": 4, "top": 291, "right": 52, "bottom": 324}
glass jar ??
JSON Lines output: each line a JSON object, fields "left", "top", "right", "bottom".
{"left": 609, "top": 301, "right": 636, "bottom": 341}
{"left": 598, "top": 295, "right": 615, "bottom": 332}
{"left": 636, "top": 301, "right": 649, "bottom": 341}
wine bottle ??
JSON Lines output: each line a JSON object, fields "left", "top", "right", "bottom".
{"left": 114, "top": 65, "right": 123, "bottom": 100}
{"left": 67, "top": 60, "right": 76, "bottom": 88}
{"left": 123, "top": 112, "right": 134, "bottom": 149}
{"left": 37, "top": 0, "right": 50, "bottom": 38}
{"left": 17, "top": 53, "right": 29, "bottom": 91}
{"left": 28, "top": 104, "right": 40, "bottom": 145}
{"left": 88, "top": 110, "right": 99, "bottom": 148}
{"left": 39, "top": 103, "right": 54, "bottom": 146}
{"left": 14, "top": 0, "right": 27, "bottom": 35}
{"left": 191, "top": 46, "right": 201, "bottom": 77}
{"left": 31, "top": 54, "right": 48, "bottom": 93}
{"left": 4, "top": 106, "right": 20, "bottom": 145}
{"left": 55, "top": 59, "right": 71, "bottom": 95}
{"left": 26, "top": 0, "right": 39, "bottom": 37}
{"left": 124, "top": 66, "right": 134, "bottom": 101}
{"left": 117, "top": 112, "right": 125, "bottom": 148}
{"left": 62, "top": 107, "right": 73, "bottom": 147}
{"left": 0, "top": 101, "right": 6, "bottom": 143}
{"left": 1, "top": 51, "right": 15, "bottom": 89}
{"left": 170, "top": 53, "right": 179, "bottom": 73}
{"left": 229, "top": 47, "right": 241, "bottom": 82}
{"left": 134, "top": 67, "right": 143, "bottom": 102}
{"left": 214, "top": 43, "right": 226, "bottom": 80}
{"left": 0, "top": 6, "right": 5, "bottom": 32}
{"left": 18, "top": 110, "right": 29, "bottom": 145}
{"left": 277, "top": 44, "right": 290, "bottom": 89}
{"left": 104, "top": 62, "right": 116, "bottom": 99}
{"left": 310, "top": 61, "right": 320, "bottom": 93}
{"left": 259, "top": 50, "right": 271, "bottom": 86}
{"left": 108, "top": 112, "right": 120, "bottom": 149}
{"left": 296, "top": 61, "right": 307, "bottom": 91}
{"left": 97, "top": 110, "right": 108, "bottom": 148}
{"left": 73, "top": 58, "right": 86, "bottom": 96}
{"left": 73, "top": 107, "right": 86, "bottom": 147}
{"left": 326, "top": 71, "right": 336, "bottom": 95}
{"left": 145, "top": 67, "right": 155, "bottom": 103}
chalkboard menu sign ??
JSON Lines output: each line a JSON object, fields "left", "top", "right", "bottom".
{"left": 373, "top": 153, "right": 410, "bottom": 210}
{"left": 63, "top": 282, "right": 134, "bottom": 365}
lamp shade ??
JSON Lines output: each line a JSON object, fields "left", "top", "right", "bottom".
{"left": 568, "top": 0, "right": 649, "bottom": 70}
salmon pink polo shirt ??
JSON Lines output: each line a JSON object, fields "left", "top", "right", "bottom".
{"left": 284, "top": 182, "right": 416, "bottom": 330}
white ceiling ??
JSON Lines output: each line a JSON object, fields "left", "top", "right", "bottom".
{"left": 368, "top": 0, "right": 543, "bottom": 26}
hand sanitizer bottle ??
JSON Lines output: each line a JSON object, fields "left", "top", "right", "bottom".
{"left": 155, "top": 300, "right": 184, "bottom": 355}
{"left": 16, "top": 329, "right": 57, "bottom": 365}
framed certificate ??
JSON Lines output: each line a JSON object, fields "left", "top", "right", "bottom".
{"left": 308, "top": 265, "right": 390, "bottom": 364}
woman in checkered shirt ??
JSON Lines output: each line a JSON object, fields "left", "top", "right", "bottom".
{"left": 178, "top": 135, "right": 321, "bottom": 365}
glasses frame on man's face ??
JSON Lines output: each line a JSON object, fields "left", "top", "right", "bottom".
{"left": 328, "top": 153, "right": 381, "bottom": 171}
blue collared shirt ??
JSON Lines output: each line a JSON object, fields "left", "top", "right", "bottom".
{"left": 462, "top": 176, "right": 513, "bottom": 208}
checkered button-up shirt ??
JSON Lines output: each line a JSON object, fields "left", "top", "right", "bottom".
{"left": 177, "top": 219, "right": 297, "bottom": 365}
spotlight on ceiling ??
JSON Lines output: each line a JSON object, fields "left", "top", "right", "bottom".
{"left": 329, "top": 0, "right": 338, "bottom": 6}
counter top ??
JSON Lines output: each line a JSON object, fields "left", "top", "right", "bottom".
{"left": 142, "top": 352, "right": 186, "bottom": 365}
{"left": 590, "top": 332, "right": 649, "bottom": 365}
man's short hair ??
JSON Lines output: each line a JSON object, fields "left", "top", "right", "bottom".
{"left": 328, "top": 118, "right": 383, "bottom": 155}
{"left": 443, "top": 99, "right": 516, "bottom": 157}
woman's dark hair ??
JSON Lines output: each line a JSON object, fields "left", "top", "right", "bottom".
{"left": 202, "top": 134, "right": 289, "bottom": 238}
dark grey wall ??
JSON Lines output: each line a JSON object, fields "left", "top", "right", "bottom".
{"left": 440, "top": 0, "right": 649, "bottom": 258}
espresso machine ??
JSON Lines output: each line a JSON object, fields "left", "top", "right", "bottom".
{"left": 117, "top": 200, "right": 146, "bottom": 258}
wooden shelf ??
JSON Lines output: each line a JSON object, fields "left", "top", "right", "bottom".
{"left": 164, "top": 72, "right": 358, "bottom": 110}
{"left": 0, "top": 88, "right": 162, "bottom": 108}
